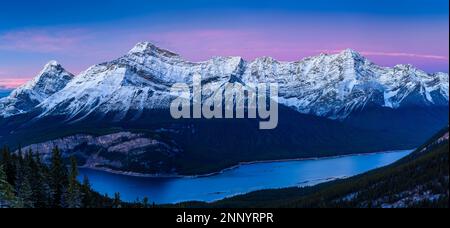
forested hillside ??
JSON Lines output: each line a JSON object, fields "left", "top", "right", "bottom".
{"left": 175, "top": 128, "right": 449, "bottom": 208}
{"left": 0, "top": 147, "right": 149, "bottom": 208}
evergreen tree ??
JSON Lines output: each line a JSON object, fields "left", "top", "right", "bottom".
{"left": 81, "top": 175, "right": 93, "bottom": 208}
{"left": 1, "top": 147, "right": 16, "bottom": 185}
{"left": 28, "top": 152, "right": 51, "bottom": 208}
{"left": 142, "top": 196, "right": 149, "bottom": 208}
{"left": 1, "top": 145, "right": 127, "bottom": 208}
{"left": 103, "top": 193, "right": 112, "bottom": 208}
{"left": 66, "top": 157, "right": 82, "bottom": 208}
{"left": 49, "top": 147, "right": 68, "bottom": 208}
{"left": 113, "top": 192, "right": 122, "bottom": 208}
{"left": 14, "top": 157, "right": 34, "bottom": 208}
{"left": 0, "top": 165, "right": 16, "bottom": 208}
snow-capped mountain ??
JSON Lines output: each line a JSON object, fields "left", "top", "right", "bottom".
{"left": 1, "top": 42, "right": 448, "bottom": 175}
{"left": 1, "top": 42, "right": 448, "bottom": 121}
{"left": 0, "top": 61, "right": 74, "bottom": 117}
{"left": 249, "top": 49, "right": 449, "bottom": 118}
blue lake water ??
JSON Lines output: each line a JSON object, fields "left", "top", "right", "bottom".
{"left": 78, "top": 150, "right": 412, "bottom": 204}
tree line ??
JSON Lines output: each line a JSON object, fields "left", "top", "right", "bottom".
{"left": 0, "top": 146, "right": 152, "bottom": 208}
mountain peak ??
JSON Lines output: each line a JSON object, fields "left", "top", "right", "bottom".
{"left": 0, "top": 61, "right": 74, "bottom": 117}
{"left": 128, "top": 42, "right": 156, "bottom": 54}
{"left": 44, "top": 60, "right": 60, "bottom": 68}
{"left": 128, "top": 42, "right": 180, "bottom": 59}
{"left": 254, "top": 56, "right": 278, "bottom": 63}
{"left": 14, "top": 61, "right": 74, "bottom": 98}
{"left": 394, "top": 64, "right": 416, "bottom": 71}
{"left": 34, "top": 61, "right": 73, "bottom": 84}
{"left": 338, "top": 49, "right": 363, "bottom": 58}
{"left": 38, "top": 60, "right": 66, "bottom": 77}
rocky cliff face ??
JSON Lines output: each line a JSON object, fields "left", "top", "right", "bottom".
{"left": 18, "top": 131, "right": 181, "bottom": 173}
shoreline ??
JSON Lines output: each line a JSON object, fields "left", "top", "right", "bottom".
{"left": 79, "top": 149, "right": 415, "bottom": 179}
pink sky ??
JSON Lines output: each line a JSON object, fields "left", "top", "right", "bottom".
{"left": 0, "top": 12, "right": 448, "bottom": 88}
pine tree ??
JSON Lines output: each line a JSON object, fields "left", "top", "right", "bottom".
{"left": 103, "top": 193, "right": 111, "bottom": 208}
{"left": 142, "top": 196, "right": 149, "bottom": 208}
{"left": 28, "top": 152, "right": 51, "bottom": 208}
{"left": 81, "top": 175, "right": 93, "bottom": 208}
{"left": 1, "top": 147, "right": 16, "bottom": 185}
{"left": 15, "top": 157, "right": 34, "bottom": 208}
{"left": 0, "top": 165, "right": 16, "bottom": 208}
{"left": 2, "top": 145, "right": 127, "bottom": 208}
{"left": 66, "top": 157, "right": 82, "bottom": 208}
{"left": 49, "top": 147, "right": 68, "bottom": 208}
{"left": 113, "top": 192, "right": 122, "bottom": 208}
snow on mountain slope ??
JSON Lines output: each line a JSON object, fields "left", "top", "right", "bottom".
{"left": 244, "top": 49, "right": 449, "bottom": 118}
{"left": 38, "top": 42, "right": 246, "bottom": 121}
{"left": 3, "top": 42, "right": 449, "bottom": 121}
{"left": 0, "top": 61, "right": 74, "bottom": 117}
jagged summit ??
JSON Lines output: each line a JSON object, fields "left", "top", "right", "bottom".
{"left": 128, "top": 42, "right": 157, "bottom": 54}
{"left": 20, "top": 61, "right": 73, "bottom": 92}
{"left": 43, "top": 60, "right": 60, "bottom": 68}
{"left": 0, "top": 61, "right": 73, "bottom": 117}
{"left": 334, "top": 49, "right": 367, "bottom": 64}
{"left": 339, "top": 48, "right": 362, "bottom": 56}
{"left": 253, "top": 56, "right": 279, "bottom": 64}
{"left": 393, "top": 64, "right": 418, "bottom": 71}
{"left": 128, "top": 42, "right": 180, "bottom": 59}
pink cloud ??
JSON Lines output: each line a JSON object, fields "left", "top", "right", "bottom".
{"left": 143, "top": 29, "right": 315, "bottom": 61}
{"left": 143, "top": 28, "right": 449, "bottom": 64}
{"left": 0, "top": 69, "right": 31, "bottom": 88}
{"left": 0, "top": 28, "right": 90, "bottom": 53}
{"left": 360, "top": 51, "right": 448, "bottom": 61}
{"left": 318, "top": 49, "right": 448, "bottom": 61}
{"left": 0, "top": 23, "right": 447, "bottom": 84}
{"left": 0, "top": 78, "right": 30, "bottom": 88}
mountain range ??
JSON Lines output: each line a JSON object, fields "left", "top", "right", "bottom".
{"left": 1, "top": 42, "right": 448, "bottom": 120}
{"left": 0, "top": 42, "right": 448, "bottom": 175}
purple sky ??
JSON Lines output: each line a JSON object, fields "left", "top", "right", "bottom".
{"left": 0, "top": 0, "right": 448, "bottom": 88}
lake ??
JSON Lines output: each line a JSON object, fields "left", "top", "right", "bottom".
{"left": 78, "top": 150, "right": 412, "bottom": 204}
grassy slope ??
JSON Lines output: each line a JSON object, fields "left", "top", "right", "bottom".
{"left": 173, "top": 128, "right": 449, "bottom": 208}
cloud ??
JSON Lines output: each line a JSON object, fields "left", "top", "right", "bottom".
{"left": 144, "top": 29, "right": 315, "bottom": 61}
{"left": 0, "top": 28, "right": 91, "bottom": 53}
{"left": 143, "top": 29, "right": 449, "bottom": 63}
{"left": 318, "top": 49, "right": 448, "bottom": 61}
{"left": 360, "top": 51, "right": 448, "bottom": 61}
{"left": 0, "top": 78, "right": 30, "bottom": 89}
